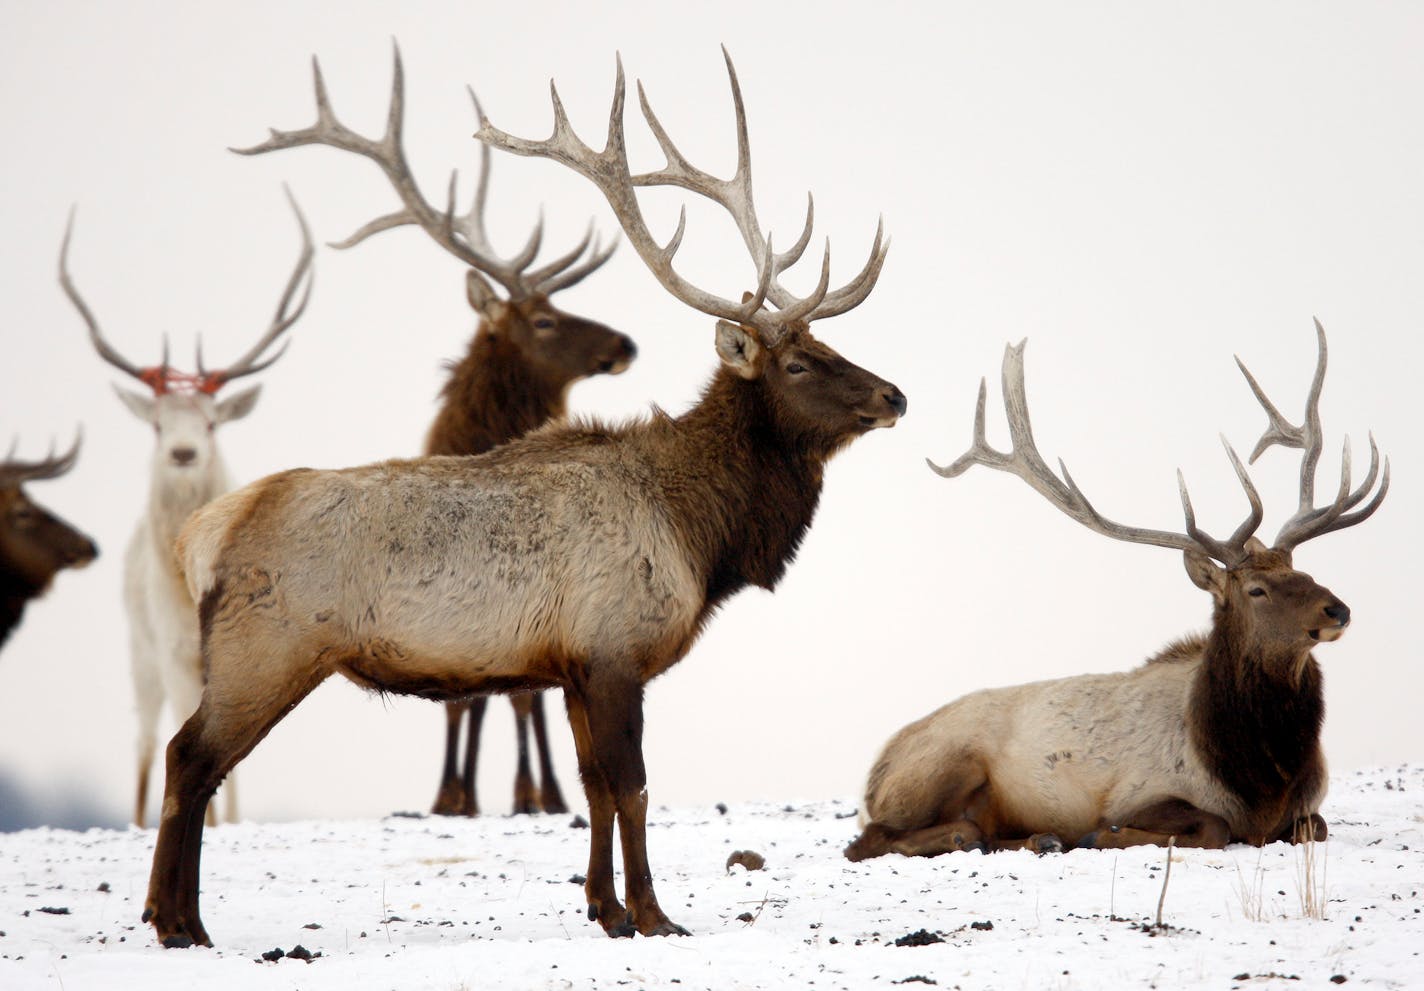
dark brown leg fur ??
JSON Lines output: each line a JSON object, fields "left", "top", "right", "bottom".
{"left": 1078, "top": 798, "right": 1231, "bottom": 850}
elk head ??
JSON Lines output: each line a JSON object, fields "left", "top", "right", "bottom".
{"left": 60, "top": 188, "right": 313, "bottom": 479}
{"left": 474, "top": 47, "right": 905, "bottom": 450}
{"left": 232, "top": 45, "right": 636, "bottom": 389}
{"left": 930, "top": 322, "right": 1386, "bottom": 664}
{"left": 0, "top": 433, "right": 98, "bottom": 597}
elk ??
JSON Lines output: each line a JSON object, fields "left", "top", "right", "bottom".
{"left": 142, "top": 50, "right": 903, "bottom": 948}
{"left": 60, "top": 187, "right": 313, "bottom": 828}
{"left": 233, "top": 47, "right": 636, "bottom": 819}
{"left": 1, "top": 433, "right": 97, "bottom": 652}
{"left": 846, "top": 323, "right": 1386, "bottom": 862}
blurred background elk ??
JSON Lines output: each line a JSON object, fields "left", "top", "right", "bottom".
{"left": 234, "top": 47, "right": 637, "bottom": 819}
{"left": 142, "top": 49, "right": 903, "bottom": 949}
{"left": 1, "top": 433, "right": 97, "bottom": 653}
{"left": 847, "top": 323, "right": 1387, "bottom": 861}
{"left": 60, "top": 187, "right": 314, "bottom": 827}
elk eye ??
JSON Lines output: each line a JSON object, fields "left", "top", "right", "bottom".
{"left": 1248, "top": 587, "right": 1267, "bottom": 597}
{"left": 786, "top": 362, "right": 807, "bottom": 375}
{"left": 532, "top": 316, "right": 557, "bottom": 331}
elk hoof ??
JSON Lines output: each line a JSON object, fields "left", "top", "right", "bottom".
{"left": 961, "top": 840, "right": 988, "bottom": 854}
{"left": 161, "top": 933, "right": 195, "bottom": 949}
{"left": 1031, "top": 833, "right": 1065, "bottom": 855}
{"left": 606, "top": 914, "right": 636, "bottom": 939}
{"left": 645, "top": 920, "right": 692, "bottom": 937}
{"left": 541, "top": 793, "right": 569, "bottom": 815}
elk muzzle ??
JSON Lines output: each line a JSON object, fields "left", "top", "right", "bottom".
{"left": 1311, "top": 600, "right": 1351, "bottom": 642}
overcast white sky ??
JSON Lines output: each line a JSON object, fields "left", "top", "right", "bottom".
{"left": 1, "top": 1, "right": 1419, "bottom": 827}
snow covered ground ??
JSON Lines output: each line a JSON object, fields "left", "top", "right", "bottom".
{"left": 1, "top": 765, "right": 1420, "bottom": 991}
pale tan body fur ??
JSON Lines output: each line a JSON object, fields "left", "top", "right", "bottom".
{"left": 861, "top": 641, "right": 1327, "bottom": 844}
{"left": 182, "top": 433, "right": 705, "bottom": 701}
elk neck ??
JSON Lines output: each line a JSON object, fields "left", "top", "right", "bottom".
{"left": 425, "top": 325, "right": 570, "bottom": 457}
{"left": 1187, "top": 602, "right": 1325, "bottom": 810}
{"left": 647, "top": 366, "right": 831, "bottom": 614}
{"left": 0, "top": 575, "right": 38, "bottom": 649}
{"left": 146, "top": 450, "right": 230, "bottom": 559}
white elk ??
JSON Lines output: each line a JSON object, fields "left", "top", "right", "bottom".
{"left": 60, "top": 189, "right": 314, "bottom": 827}
{"left": 847, "top": 324, "right": 1387, "bottom": 861}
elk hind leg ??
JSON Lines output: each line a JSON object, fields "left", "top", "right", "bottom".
{"left": 846, "top": 758, "right": 996, "bottom": 861}
{"left": 145, "top": 642, "right": 326, "bottom": 947}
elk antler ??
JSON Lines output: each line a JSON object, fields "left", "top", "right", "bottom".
{"left": 60, "top": 210, "right": 175, "bottom": 394}
{"left": 193, "top": 185, "right": 314, "bottom": 392}
{"left": 928, "top": 340, "right": 1265, "bottom": 567}
{"left": 1235, "top": 319, "right": 1390, "bottom": 552}
{"left": 474, "top": 48, "right": 888, "bottom": 347}
{"left": 0, "top": 430, "right": 82, "bottom": 488}
{"left": 62, "top": 188, "right": 312, "bottom": 395}
{"left": 232, "top": 43, "right": 615, "bottom": 300}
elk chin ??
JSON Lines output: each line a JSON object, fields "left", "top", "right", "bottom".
{"left": 1310, "top": 624, "right": 1347, "bottom": 643}
{"left": 856, "top": 412, "right": 901, "bottom": 431}
{"left": 598, "top": 356, "right": 634, "bottom": 375}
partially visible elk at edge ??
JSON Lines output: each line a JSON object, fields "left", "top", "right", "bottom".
{"left": 60, "top": 187, "right": 314, "bottom": 828}
{"left": 1, "top": 433, "right": 97, "bottom": 652}
{"left": 143, "top": 49, "right": 903, "bottom": 948}
{"left": 847, "top": 322, "right": 1387, "bottom": 862}
{"left": 234, "top": 46, "right": 636, "bottom": 819}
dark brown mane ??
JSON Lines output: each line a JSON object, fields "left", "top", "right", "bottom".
{"left": 425, "top": 325, "right": 569, "bottom": 457}
{"left": 1189, "top": 606, "right": 1325, "bottom": 813}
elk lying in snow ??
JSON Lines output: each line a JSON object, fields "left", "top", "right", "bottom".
{"left": 61, "top": 188, "right": 314, "bottom": 828}
{"left": 846, "top": 324, "right": 1386, "bottom": 862}
{"left": 144, "top": 50, "right": 903, "bottom": 948}
{"left": 235, "top": 47, "right": 636, "bottom": 819}
{"left": 1, "top": 434, "right": 97, "bottom": 652}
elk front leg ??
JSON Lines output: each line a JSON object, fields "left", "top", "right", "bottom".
{"left": 529, "top": 690, "right": 569, "bottom": 813}
{"left": 431, "top": 698, "right": 484, "bottom": 816}
{"left": 1078, "top": 798, "right": 1231, "bottom": 850}
{"left": 510, "top": 693, "right": 539, "bottom": 815}
{"left": 563, "top": 691, "right": 631, "bottom": 936}
{"left": 584, "top": 672, "right": 688, "bottom": 937}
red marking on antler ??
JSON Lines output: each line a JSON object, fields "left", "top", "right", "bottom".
{"left": 137, "top": 367, "right": 224, "bottom": 397}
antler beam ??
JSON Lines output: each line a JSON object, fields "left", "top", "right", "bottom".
{"left": 474, "top": 48, "right": 887, "bottom": 346}
{"left": 1236, "top": 319, "right": 1390, "bottom": 552}
{"left": 0, "top": 431, "right": 82, "bottom": 487}
{"left": 233, "top": 44, "right": 613, "bottom": 299}
{"left": 928, "top": 339, "right": 1264, "bottom": 567}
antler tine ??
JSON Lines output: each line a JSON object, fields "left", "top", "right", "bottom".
{"left": 0, "top": 429, "right": 82, "bottom": 487}
{"left": 929, "top": 340, "right": 1269, "bottom": 563}
{"left": 198, "top": 187, "right": 313, "bottom": 388}
{"left": 236, "top": 45, "right": 591, "bottom": 300}
{"left": 1239, "top": 320, "right": 1389, "bottom": 552}
{"left": 531, "top": 229, "right": 620, "bottom": 296}
{"left": 476, "top": 54, "right": 779, "bottom": 338}
{"left": 628, "top": 49, "right": 886, "bottom": 332}
{"left": 59, "top": 208, "right": 150, "bottom": 384}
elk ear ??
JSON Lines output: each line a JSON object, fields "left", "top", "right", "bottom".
{"left": 1184, "top": 548, "right": 1226, "bottom": 601}
{"left": 714, "top": 320, "right": 763, "bottom": 379}
{"left": 466, "top": 270, "right": 505, "bottom": 321}
{"left": 113, "top": 385, "right": 156, "bottom": 423}
{"left": 215, "top": 384, "right": 262, "bottom": 424}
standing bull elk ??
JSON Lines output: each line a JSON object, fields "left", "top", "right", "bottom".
{"left": 234, "top": 47, "right": 635, "bottom": 819}
{"left": 847, "top": 323, "right": 1386, "bottom": 861}
{"left": 0, "top": 433, "right": 97, "bottom": 651}
{"left": 144, "top": 50, "right": 903, "bottom": 947}
{"left": 61, "top": 188, "right": 314, "bottom": 828}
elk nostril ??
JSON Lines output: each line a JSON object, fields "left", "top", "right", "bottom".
{"left": 884, "top": 388, "right": 908, "bottom": 417}
{"left": 1324, "top": 603, "right": 1350, "bottom": 625}
{"left": 170, "top": 447, "right": 197, "bottom": 465}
